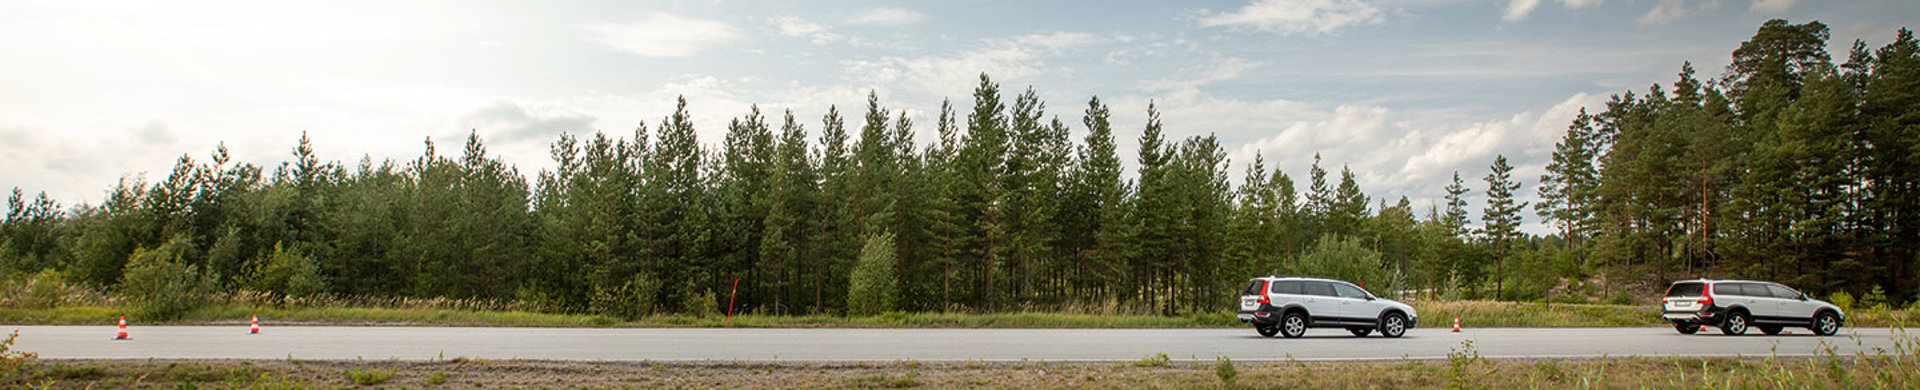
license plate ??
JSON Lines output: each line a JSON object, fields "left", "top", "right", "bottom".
{"left": 1237, "top": 314, "right": 1254, "bottom": 321}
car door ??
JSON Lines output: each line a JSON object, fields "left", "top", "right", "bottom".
{"left": 1739, "top": 283, "right": 1782, "bottom": 320}
{"left": 1712, "top": 282, "right": 1758, "bottom": 312}
{"left": 1331, "top": 283, "right": 1375, "bottom": 321}
{"left": 1766, "top": 284, "right": 1817, "bottom": 319}
{"left": 1301, "top": 281, "right": 1339, "bottom": 321}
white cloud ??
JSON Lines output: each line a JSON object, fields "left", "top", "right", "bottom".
{"left": 458, "top": 101, "right": 596, "bottom": 143}
{"left": 770, "top": 16, "right": 844, "bottom": 45}
{"left": 1504, "top": 0, "right": 1608, "bottom": 22}
{"left": 1198, "top": 0, "right": 1384, "bottom": 35}
{"left": 1749, "top": 0, "right": 1795, "bottom": 13}
{"left": 840, "top": 32, "right": 1104, "bottom": 99}
{"left": 1638, "top": 0, "right": 1719, "bottom": 26}
{"left": 585, "top": 13, "right": 739, "bottom": 57}
{"left": 846, "top": 8, "right": 927, "bottom": 26}
{"left": 1504, "top": 0, "right": 1543, "bottom": 22}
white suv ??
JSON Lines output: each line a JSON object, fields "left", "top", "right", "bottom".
{"left": 1236, "top": 276, "right": 1417, "bottom": 338}
{"left": 1661, "top": 279, "right": 1844, "bottom": 336}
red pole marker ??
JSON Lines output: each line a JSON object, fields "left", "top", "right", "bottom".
{"left": 725, "top": 278, "right": 740, "bottom": 327}
{"left": 114, "top": 316, "right": 130, "bottom": 340}
{"left": 250, "top": 314, "right": 261, "bottom": 335}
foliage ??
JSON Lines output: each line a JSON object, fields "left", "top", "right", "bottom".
{"left": 0, "top": 19, "right": 1915, "bottom": 319}
{"left": 120, "top": 236, "right": 217, "bottom": 320}
{"left": 848, "top": 232, "right": 899, "bottom": 316}
{"left": 1133, "top": 352, "right": 1171, "bottom": 368}
{"left": 1289, "top": 236, "right": 1389, "bottom": 293}
{"left": 251, "top": 243, "right": 327, "bottom": 299}
{"left": 1214, "top": 356, "right": 1237, "bottom": 388}
{"left": 342, "top": 367, "right": 394, "bottom": 386}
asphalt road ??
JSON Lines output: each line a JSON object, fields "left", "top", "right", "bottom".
{"left": 7, "top": 325, "right": 1908, "bottom": 362}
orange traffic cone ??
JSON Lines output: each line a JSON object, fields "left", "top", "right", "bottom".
{"left": 1451, "top": 317, "right": 1461, "bottom": 333}
{"left": 249, "top": 314, "right": 260, "bottom": 335}
{"left": 114, "top": 316, "right": 130, "bottom": 340}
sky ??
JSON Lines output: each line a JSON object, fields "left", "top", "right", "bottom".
{"left": 2, "top": 0, "right": 1915, "bottom": 235}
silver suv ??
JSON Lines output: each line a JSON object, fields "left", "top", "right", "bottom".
{"left": 1661, "top": 279, "right": 1844, "bottom": 336}
{"left": 1236, "top": 276, "right": 1417, "bottom": 338}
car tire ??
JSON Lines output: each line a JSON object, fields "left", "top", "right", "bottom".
{"left": 1280, "top": 312, "right": 1308, "bottom": 338}
{"left": 1759, "top": 325, "right": 1783, "bottom": 335}
{"left": 1349, "top": 328, "right": 1372, "bottom": 337}
{"left": 1256, "top": 324, "right": 1280, "bottom": 338}
{"left": 1675, "top": 323, "right": 1699, "bottom": 334}
{"left": 1812, "top": 311, "right": 1841, "bottom": 336}
{"left": 1721, "top": 311, "right": 1749, "bottom": 336}
{"left": 1378, "top": 312, "right": 1408, "bottom": 338}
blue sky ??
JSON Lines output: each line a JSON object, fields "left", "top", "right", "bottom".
{"left": 2, "top": 0, "right": 1915, "bottom": 234}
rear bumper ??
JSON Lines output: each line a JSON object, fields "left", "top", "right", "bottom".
{"left": 1237, "top": 305, "right": 1282, "bottom": 326}
{"left": 1662, "top": 306, "right": 1726, "bottom": 326}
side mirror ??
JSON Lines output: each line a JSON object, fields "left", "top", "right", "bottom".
{"left": 1799, "top": 294, "right": 1809, "bottom": 301}
{"left": 1366, "top": 295, "right": 1376, "bottom": 301}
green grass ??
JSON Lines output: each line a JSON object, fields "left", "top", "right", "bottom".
{"left": 343, "top": 367, "right": 394, "bottom": 386}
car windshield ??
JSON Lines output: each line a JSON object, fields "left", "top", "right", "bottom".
{"left": 1666, "top": 282, "right": 1705, "bottom": 297}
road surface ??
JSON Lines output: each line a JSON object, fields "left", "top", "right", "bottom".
{"left": 7, "top": 325, "right": 1908, "bottom": 361}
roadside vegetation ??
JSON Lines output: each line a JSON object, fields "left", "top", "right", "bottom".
{"left": 7, "top": 330, "right": 1919, "bottom": 389}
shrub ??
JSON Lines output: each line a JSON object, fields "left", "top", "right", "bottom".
{"left": 1133, "top": 352, "right": 1171, "bottom": 368}
{"left": 591, "top": 273, "right": 659, "bottom": 320}
{"left": 22, "top": 268, "right": 65, "bottom": 309}
{"left": 121, "top": 236, "right": 216, "bottom": 320}
{"left": 848, "top": 232, "right": 898, "bottom": 317}
{"left": 2, "top": 330, "right": 40, "bottom": 378}
{"left": 1829, "top": 291, "right": 1856, "bottom": 312}
{"left": 343, "top": 367, "right": 394, "bottom": 386}
{"left": 1861, "top": 285, "right": 1890, "bottom": 311}
{"left": 250, "top": 242, "right": 327, "bottom": 299}
{"left": 1215, "top": 356, "right": 1238, "bottom": 387}
{"left": 1291, "top": 235, "right": 1389, "bottom": 292}
{"left": 680, "top": 280, "right": 718, "bottom": 318}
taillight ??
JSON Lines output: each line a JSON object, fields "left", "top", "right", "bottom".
{"left": 1699, "top": 283, "right": 1714, "bottom": 306}
{"left": 1258, "top": 281, "right": 1271, "bottom": 304}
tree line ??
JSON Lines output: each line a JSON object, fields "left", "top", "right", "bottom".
{"left": 2, "top": 19, "right": 1915, "bottom": 318}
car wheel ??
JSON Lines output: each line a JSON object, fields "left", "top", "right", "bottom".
{"left": 1812, "top": 311, "right": 1841, "bottom": 336}
{"left": 1675, "top": 323, "right": 1699, "bottom": 335}
{"left": 1349, "top": 328, "right": 1372, "bottom": 337}
{"left": 1280, "top": 312, "right": 1308, "bottom": 338}
{"left": 1721, "top": 312, "right": 1749, "bottom": 336}
{"left": 1759, "top": 325, "right": 1783, "bottom": 335}
{"left": 1379, "top": 312, "right": 1408, "bottom": 338}
{"left": 1256, "top": 324, "right": 1280, "bottom": 338}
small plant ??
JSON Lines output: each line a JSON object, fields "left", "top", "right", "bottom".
{"left": 343, "top": 367, "right": 394, "bottom": 386}
{"left": 1215, "top": 356, "right": 1238, "bottom": 388}
{"left": 425, "top": 371, "right": 448, "bottom": 385}
{"left": 1446, "top": 339, "right": 1487, "bottom": 390}
{"left": 2, "top": 330, "right": 40, "bottom": 376}
{"left": 844, "top": 370, "right": 921, "bottom": 388}
{"left": 1829, "top": 291, "right": 1856, "bottom": 312}
{"left": 1861, "top": 285, "right": 1889, "bottom": 311}
{"left": 1133, "top": 352, "right": 1172, "bottom": 368}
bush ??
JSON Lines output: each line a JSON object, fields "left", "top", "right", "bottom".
{"left": 591, "top": 272, "right": 659, "bottom": 320}
{"left": 1290, "top": 235, "right": 1389, "bottom": 293}
{"left": 343, "top": 367, "right": 394, "bottom": 386}
{"left": 1861, "top": 285, "right": 1890, "bottom": 311}
{"left": 121, "top": 236, "right": 216, "bottom": 320}
{"left": 680, "top": 280, "right": 718, "bottom": 318}
{"left": 22, "top": 268, "right": 65, "bottom": 309}
{"left": 848, "top": 232, "right": 898, "bottom": 317}
{"left": 1215, "top": 356, "right": 1238, "bottom": 387}
{"left": 1829, "top": 291, "right": 1856, "bottom": 312}
{"left": 250, "top": 242, "right": 328, "bottom": 299}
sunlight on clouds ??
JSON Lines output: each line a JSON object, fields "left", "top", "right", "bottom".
{"left": 1749, "top": 0, "right": 1796, "bottom": 13}
{"left": 845, "top": 8, "right": 927, "bottom": 26}
{"left": 586, "top": 13, "right": 738, "bottom": 57}
{"left": 1505, "top": 0, "right": 1543, "bottom": 22}
{"left": 1198, "top": 0, "right": 1383, "bottom": 35}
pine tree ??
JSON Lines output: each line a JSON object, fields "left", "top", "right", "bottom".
{"left": 1482, "top": 155, "right": 1526, "bottom": 300}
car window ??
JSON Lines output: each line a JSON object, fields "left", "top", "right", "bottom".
{"left": 1766, "top": 284, "right": 1800, "bottom": 300}
{"left": 1741, "top": 284, "right": 1771, "bottom": 297}
{"left": 1304, "top": 281, "right": 1337, "bottom": 297}
{"left": 1273, "top": 281, "right": 1304, "bottom": 295}
{"left": 1243, "top": 280, "right": 1264, "bottom": 296}
{"left": 1666, "top": 282, "right": 1705, "bottom": 297}
{"left": 1333, "top": 283, "right": 1369, "bottom": 299}
{"left": 1711, "top": 283, "right": 1743, "bottom": 296}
